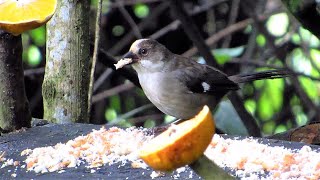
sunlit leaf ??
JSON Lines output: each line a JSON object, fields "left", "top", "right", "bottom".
{"left": 266, "top": 13, "right": 289, "bottom": 37}
{"left": 296, "top": 112, "right": 308, "bottom": 126}
{"left": 29, "top": 26, "right": 46, "bottom": 47}
{"left": 310, "top": 49, "right": 320, "bottom": 69}
{"left": 118, "top": 121, "right": 132, "bottom": 128}
{"left": 298, "top": 77, "right": 319, "bottom": 101}
{"left": 258, "top": 92, "right": 273, "bottom": 121}
{"left": 144, "top": 119, "right": 156, "bottom": 128}
{"left": 253, "top": 80, "right": 264, "bottom": 89}
{"left": 290, "top": 48, "right": 312, "bottom": 74}
{"left": 164, "top": 115, "right": 175, "bottom": 124}
{"left": 27, "top": 45, "right": 42, "bottom": 67}
{"left": 256, "top": 34, "right": 266, "bottom": 47}
{"left": 263, "top": 121, "right": 275, "bottom": 135}
{"left": 133, "top": 3, "right": 149, "bottom": 18}
{"left": 212, "top": 46, "right": 244, "bottom": 65}
{"left": 257, "top": 79, "right": 284, "bottom": 121}
{"left": 105, "top": 108, "right": 117, "bottom": 122}
{"left": 244, "top": 99, "right": 256, "bottom": 114}
{"left": 291, "top": 33, "right": 301, "bottom": 45}
{"left": 112, "top": 25, "right": 125, "bottom": 37}
{"left": 291, "top": 105, "right": 307, "bottom": 126}
{"left": 299, "top": 27, "right": 320, "bottom": 47}
{"left": 266, "top": 79, "right": 284, "bottom": 111}
{"left": 110, "top": 95, "right": 121, "bottom": 112}
{"left": 274, "top": 124, "right": 287, "bottom": 134}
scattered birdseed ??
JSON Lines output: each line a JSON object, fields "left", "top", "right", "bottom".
{"left": 1, "top": 158, "right": 14, "bottom": 168}
{"left": 22, "top": 127, "right": 153, "bottom": 173}
{"left": 205, "top": 134, "right": 320, "bottom": 180}
{"left": 150, "top": 170, "right": 165, "bottom": 179}
{"left": 1, "top": 126, "right": 319, "bottom": 179}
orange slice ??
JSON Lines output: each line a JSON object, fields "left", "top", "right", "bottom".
{"left": 0, "top": 0, "right": 57, "bottom": 35}
{"left": 139, "top": 105, "right": 215, "bottom": 171}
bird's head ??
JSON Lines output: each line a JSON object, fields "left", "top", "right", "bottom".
{"left": 122, "top": 39, "right": 171, "bottom": 73}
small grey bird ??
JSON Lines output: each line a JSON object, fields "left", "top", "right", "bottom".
{"left": 120, "top": 39, "right": 287, "bottom": 119}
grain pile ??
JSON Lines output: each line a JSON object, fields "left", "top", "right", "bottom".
{"left": 1, "top": 126, "right": 319, "bottom": 179}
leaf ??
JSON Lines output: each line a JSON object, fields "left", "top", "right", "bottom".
{"left": 298, "top": 77, "right": 319, "bottom": 101}
{"left": 144, "top": 119, "right": 156, "bottom": 128}
{"left": 291, "top": 48, "right": 312, "bottom": 74}
{"left": 266, "top": 13, "right": 289, "bottom": 37}
{"left": 112, "top": 25, "right": 125, "bottom": 37}
{"left": 29, "top": 26, "right": 46, "bottom": 47}
{"left": 274, "top": 124, "right": 287, "bottom": 134}
{"left": 110, "top": 95, "right": 121, "bottom": 112}
{"left": 212, "top": 46, "right": 245, "bottom": 65}
{"left": 310, "top": 49, "right": 320, "bottom": 69}
{"left": 257, "top": 79, "right": 284, "bottom": 121}
{"left": 256, "top": 34, "right": 266, "bottom": 47}
{"left": 214, "top": 100, "right": 248, "bottom": 135}
{"left": 133, "top": 3, "right": 149, "bottom": 18}
{"left": 258, "top": 92, "right": 274, "bottom": 121}
{"left": 164, "top": 115, "right": 176, "bottom": 124}
{"left": 105, "top": 108, "right": 117, "bottom": 122}
{"left": 244, "top": 99, "right": 256, "bottom": 114}
{"left": 262, "top": 121, "right": 275, "bottom": 135}
{"left": 27, "top": 45, "right": 42, "bottom": 67}
{"left": 291, "top": 33, "right": 301, "bottom": 45}
{"left": 299, "top": 27, "right": 320, "bottom": 47}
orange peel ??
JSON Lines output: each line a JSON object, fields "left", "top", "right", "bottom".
{"left": 0, "top": 0, "right": 57, "bottom": 35}
{"left": 139, "top": 105, "right": 215, "bottom": 171}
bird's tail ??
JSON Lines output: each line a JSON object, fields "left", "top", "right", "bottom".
{"left": 228, "top": 69, "right": 290, "bottom": 84}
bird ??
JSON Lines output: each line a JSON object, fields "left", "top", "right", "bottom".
{"left": 119, "top": 39, "right": 288, "bottom": 120}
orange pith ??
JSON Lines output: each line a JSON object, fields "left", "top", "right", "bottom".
{"left": 139, "top": 105, "right": 215, "bottom": 171}
{"left": 0, "top": 0, "right": 57, "bottom": 35}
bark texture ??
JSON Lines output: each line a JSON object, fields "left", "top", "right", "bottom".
{"left": 0, "top": 31, "right": 31, "bottom": 132}
{"left": 43, "top": 0, "right": 90, "bottom": 123}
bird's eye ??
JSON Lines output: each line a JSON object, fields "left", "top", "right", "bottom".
{"left": 139, "top": 48, "right": 148, "bottom": 56}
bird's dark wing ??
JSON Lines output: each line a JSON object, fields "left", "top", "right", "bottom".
{"left": 177, "top": 63, "right": 239, "bottom": 95}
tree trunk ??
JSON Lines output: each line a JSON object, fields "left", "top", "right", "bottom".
{"left": 43, "top": 0, "right": 90, "bottom": 123}
{"left": 0, "top": 31, "right": 31, "bottom": 132}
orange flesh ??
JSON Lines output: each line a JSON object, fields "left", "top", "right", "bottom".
{"left": 0, "top": 0, "right": 57, "bottom": 35}
{"left": 139, "top": 105, "right": 215, "bottom": 171}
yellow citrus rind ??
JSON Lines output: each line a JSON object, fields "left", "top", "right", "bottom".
{"left": 139, "top": 105, "right": 215, "bottom": 171}
{"left": 0, "top": 0, "right": 57, "bottom": 35}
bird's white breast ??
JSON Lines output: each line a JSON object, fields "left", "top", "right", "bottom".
{"left": 137, "top": 72, "right": 205, "bottom": 119}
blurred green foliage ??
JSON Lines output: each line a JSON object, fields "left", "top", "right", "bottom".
{"left": 212, "top": 46, "right": 244, "bottom": 65}
{"left": 266, "top": 13, "right": 289, "bottom": 37}
{"left": 21, "top": 2, "right": 320, "bottom": 135}
{"left": 22, "top": 26, "right": 46, "bottom": 67}
{"left": 256, "top": 34, "right": 266, "bottom": 47}
{"left": 133, "top": 3, "right": 149, "bottom": 18}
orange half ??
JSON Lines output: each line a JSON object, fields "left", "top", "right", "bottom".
{"left": 0, "top": 0, "right": 57, "bottom": 35}
{"left": 139, "top": 105, "right": 215, "bottom": 171}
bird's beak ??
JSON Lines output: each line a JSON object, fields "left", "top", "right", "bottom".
{"left": 122, "top": 51, "right": 140, "bottom": 64}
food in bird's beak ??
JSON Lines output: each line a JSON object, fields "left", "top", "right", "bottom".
{"left": 114, "top": 58, "right": 133, "bottom": 70}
